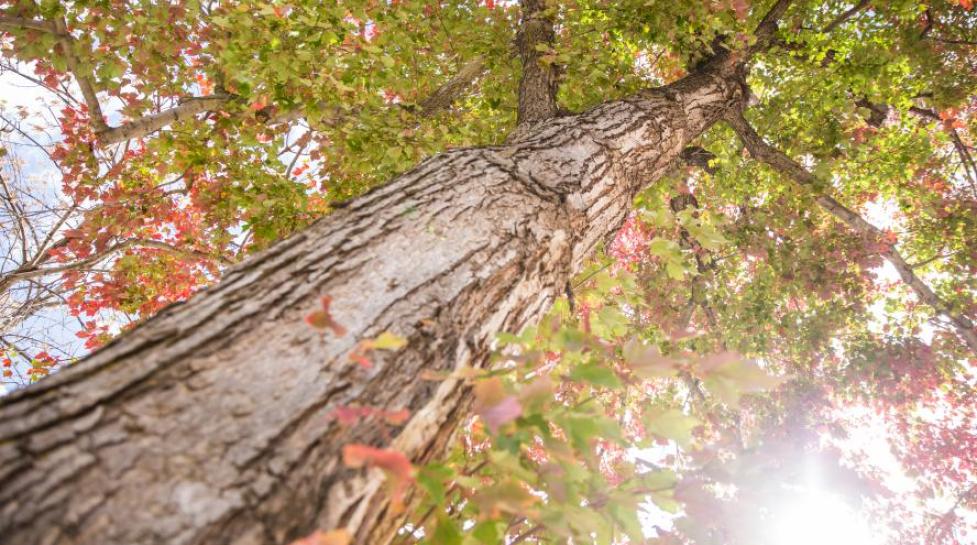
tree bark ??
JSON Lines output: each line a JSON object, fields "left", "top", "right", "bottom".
{"left": 0, "top": 56, "right": 743, "bottom": 545}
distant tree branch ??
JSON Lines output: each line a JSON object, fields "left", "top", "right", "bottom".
{"left": 680, "top": 146, "right": 718, "bottom": 174}
{"left": 99, "top": 55, "right": 487, "bottom": 146}
{"left": 727, "top": 110, "right": 977, "bottom": 354}
{"left": 0, "top": 238, "right": 231, "bottom": 294}
{"left": 52, "top": 18, "right": 108, "bottom": 133}
{"left": 821, "top": 0, "right": 870, "bottom": 34}
{"left": 858, "top": 100, "right": 977, "bottom": 198}
{"left": 748, "top": 0, "right": 794, "bottom": 56}
{"left": 0, "top": 15, "right": 58, "bottom": 34}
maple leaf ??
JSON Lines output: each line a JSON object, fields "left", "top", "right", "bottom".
{"left": 730, "top": 0, "right": 750, "bottom": 20}
{"left": 622, "top": 338, "right": 678, "bottom": 378}
{"left": 305, "top": 296, "right": 347, "bottom": 336}
{"left": 342, "top": 444, "right": 414, "bottom": 512}
{"left": 474, "top": 377, "right": 523, "bottom": 433}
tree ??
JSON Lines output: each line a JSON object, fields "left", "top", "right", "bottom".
{"left": 1, "top": 1, "right": 976, "bottom": 545}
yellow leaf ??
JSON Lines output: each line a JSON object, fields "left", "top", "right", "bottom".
{"left": 369, "top": 331, "right": 407, "bottom": 350}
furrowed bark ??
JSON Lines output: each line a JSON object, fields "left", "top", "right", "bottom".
{"left": 515, "top": 0, "right": 561, "bottom": 126}
{"left": 726, "top": 111, "right": 977, "bottom": 354}
{"left": 0, "top": 55, "right": 744, "bottom": 545}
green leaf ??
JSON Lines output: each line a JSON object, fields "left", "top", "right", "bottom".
{"left": 431, "top": 516, "right": 462, "bottom": 545}
{"left": 622, "top": 338, "right": 677, "bottom": 378}
{"left": 471, "top": 520, "right": 503, "bottom": 545}
{"left": 569, "top": 362, "right": 621, "bottom": 389}
{"left": 417, "top": 464, "right": 454, "bottom": 505}
{"left": 644, "top": 407, "right": 700, "bottom": 449}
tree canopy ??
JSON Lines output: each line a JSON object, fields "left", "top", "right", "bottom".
{"left": 1, "top": 1, "right": 977, "bottom": 544}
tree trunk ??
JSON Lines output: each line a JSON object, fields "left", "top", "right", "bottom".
{"left": 0, "top": 58, "right": 742, "bottom": 545}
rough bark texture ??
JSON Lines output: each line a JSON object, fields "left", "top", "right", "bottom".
{"left": 515, "top": 0, "right": 561, "bottom": 126}
{"left": 0, "top": 58, "right": 743, "bottom": 545}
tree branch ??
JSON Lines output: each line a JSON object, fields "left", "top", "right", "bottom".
{"left": 821, "top": 0, "right": 870, "bottom": 34}
{"left": 417, "top": 56, "right": 486, "bottom": 116}
{"left": 99, "top": 56, "right": 487, "bottom": 146}
{"left": 726, "top": 111, "right": 977, "bottom": 354}
{"left": 52, "top": 18, "right": 108, "bottom": 133}
{"left": 748, "top": 0, "right": 794, "bottom": 57}
{"left": 680, "top": 146, "right": 718, "bottom": 175}
{"left": 0, "top": 15, "right": 58, "bottom": 34}
{"left": 97, "top": 95, "right": 231, "bottom": 145}
{"left": 0, "top": 15, "right": 109, "bottom": 132}
{"left": 514, "top": 0, "right": 561, "bottom": 126}
{"left": 0, "top": 238, "right": 230, "bottom": 294}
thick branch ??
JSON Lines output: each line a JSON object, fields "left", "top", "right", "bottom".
{"left": 515, "top": 0, "right": 561, "bottom": 126}
{"left": 0, "top": 15, "right": 58, "bottom": 34}
{"left": 97, "top": 95, "right": 231, "bottom": 145}
{"left": 726, "top": 111, "right": 977, "bottom": 354}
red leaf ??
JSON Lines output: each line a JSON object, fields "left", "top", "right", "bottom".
{"left": 305, "top": 295, "right": 347, "bottom": 336}
{"left": 474, "top": 377, "right": 523, "bottom": 433}
{"left": 480, "top": 396, "right": 522, "bottom": 434}
{"left": 342, "top": 444, "right": 414, "bottom": 511}
{"left": 382, "top": 409, "right": 411, "bottom": 425}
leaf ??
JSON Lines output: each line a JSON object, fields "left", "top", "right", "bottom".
{"left": 471, "top": 520, "right": 503, "bottom": 544}
{"left": 480, "top": 396, "right": 522, "bottom": 434}
{"left": 382, "top": 408, "right": 411, "bottom": 425}
{"left": 569, "top": 362, "right": 622, "bottom": 389}
{"left": 342, "top": 444, "right": 414, "bottom": 511}
{"left": 591, "top": 306, "right": 628, "bottom": 337}
{"left": 430, "top": 516, "right": 462, "bottom": 545}
{"left": 474, "top": 377, "right": 522, "bottom": 433}
{"left": 416, "top": 463, "right": 454, "bottom": 505}
{"left": 644, "top": 408, "right": 701, "bottom": 449}
{"left": 622, "top": 338, "right": 678, "bottom": 378}
{"left": 700, "top": 358, "right": 787, "bottom": 407}
{"left": 471, "top": 479, "right": 537, "bottom": 518}
{"left": 368, "top": 331, "right": 407, "bottom": 350}
{"left": 305, "top": 295, "right": 346, "bottom": 336}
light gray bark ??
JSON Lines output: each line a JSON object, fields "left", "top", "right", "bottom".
{"left": 0, "top": 56, "right": 744, "bottom": 545}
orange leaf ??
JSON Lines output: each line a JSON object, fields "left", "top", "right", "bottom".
{"left": 289, "top": 529, "right": 351, "bottom": 545}
{"left": 305, "top": 295, "right": 347, "bottom": 336}
{"left": 342, "top": 444, "right": 414, "bottom": 512}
